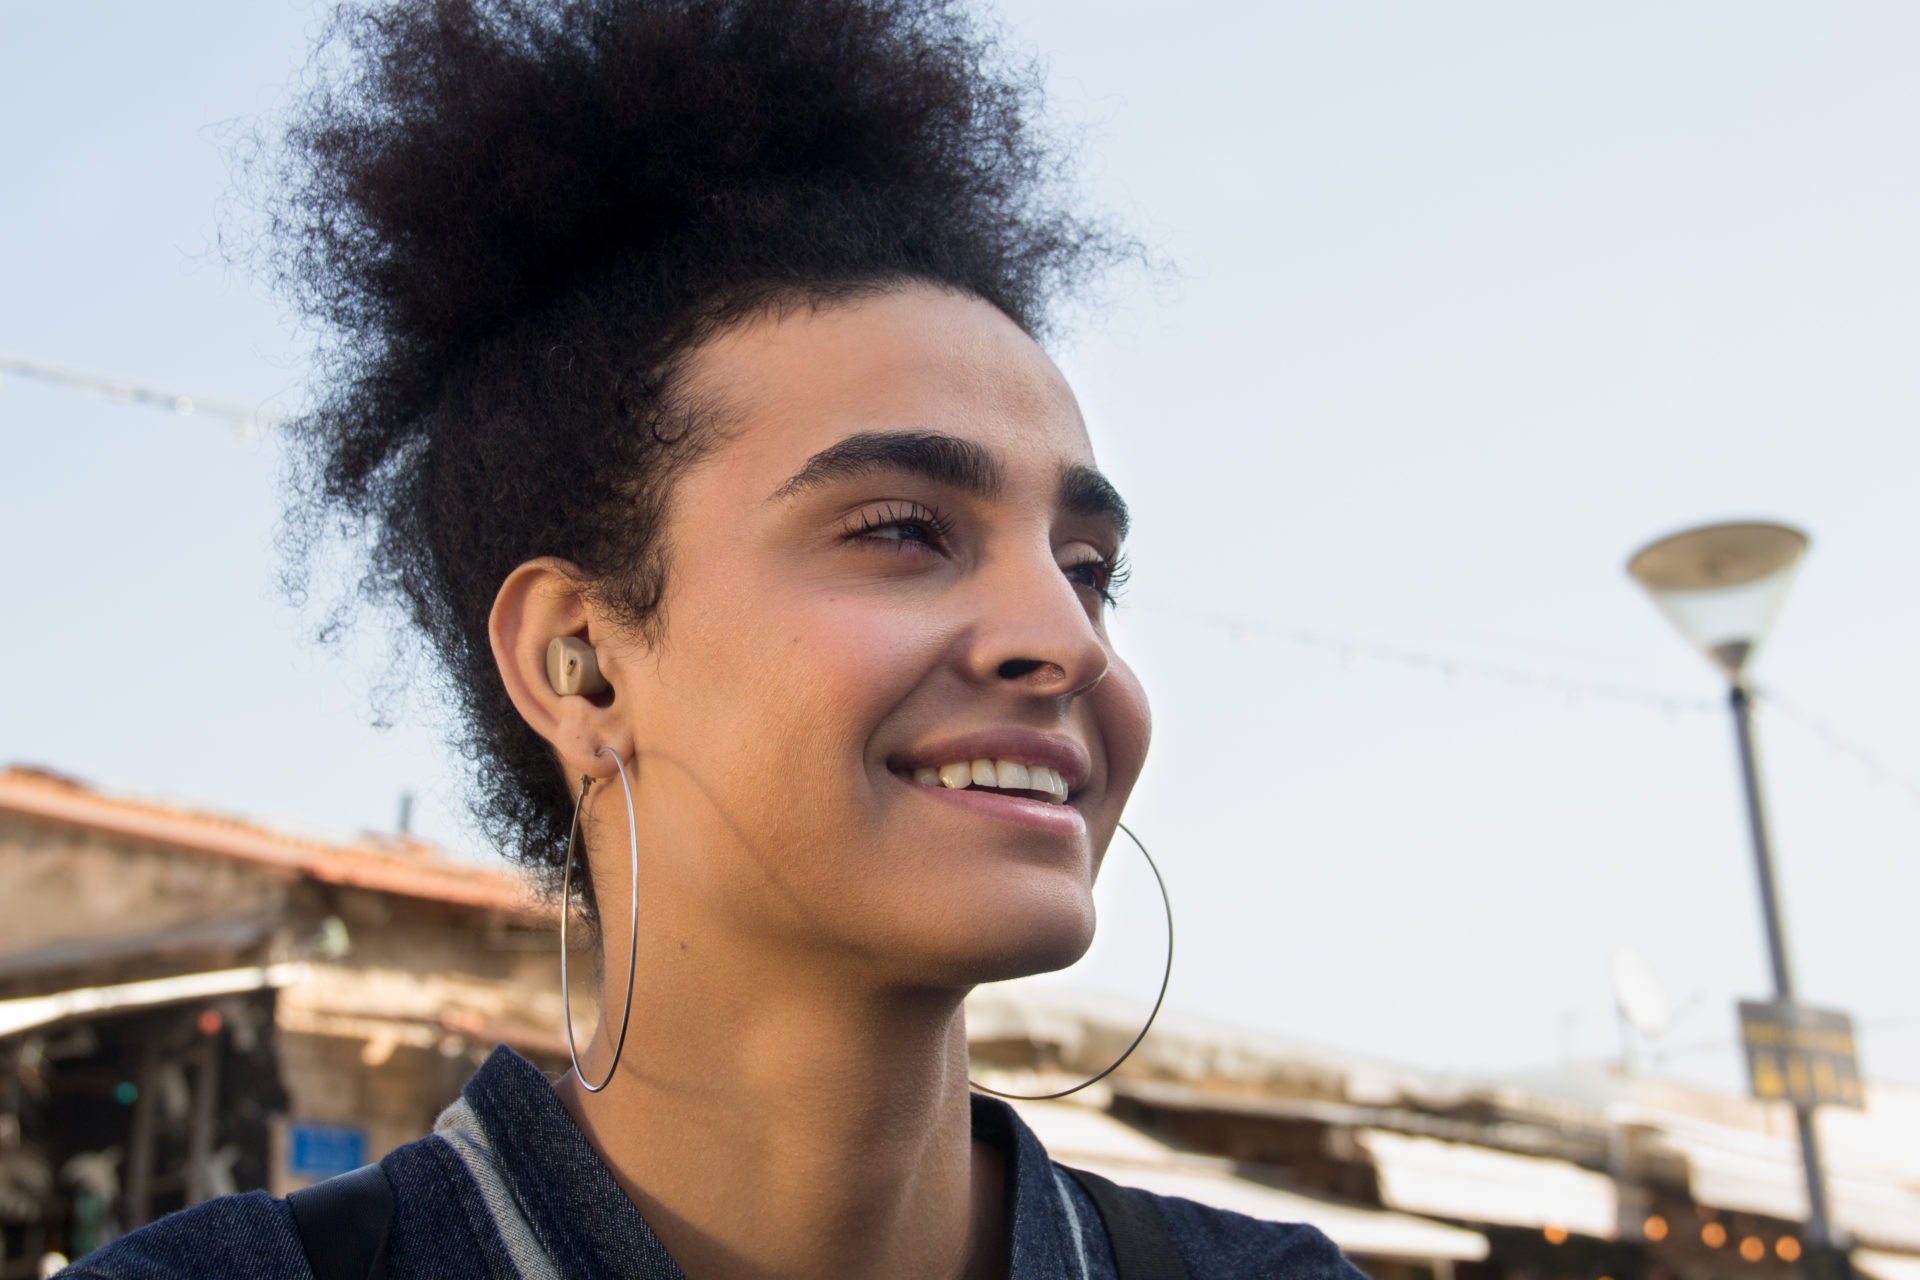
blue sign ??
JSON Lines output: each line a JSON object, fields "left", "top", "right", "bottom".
{"left": 289, "top": 1123, "right": 367, "bottom": 1177}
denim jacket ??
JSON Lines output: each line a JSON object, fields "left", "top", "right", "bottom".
{"left": 64, "top": 1046, "right": 1367, "bottom": 1279}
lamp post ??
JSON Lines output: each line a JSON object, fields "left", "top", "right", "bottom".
{"left": 1627, "top": 521, "right": 1847, "bottom": 1280}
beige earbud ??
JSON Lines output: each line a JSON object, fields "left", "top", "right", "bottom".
{"left": 545, "top": 635, "right": 609, "bottom": 697}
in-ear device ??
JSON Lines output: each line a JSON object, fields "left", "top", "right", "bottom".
{"left": 546, "top": 635, "right": 609, "bottom": 697}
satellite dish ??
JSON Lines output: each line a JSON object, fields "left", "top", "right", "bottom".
{"left": 1612, "top": 947, "right": 1671, "bottom": 1037}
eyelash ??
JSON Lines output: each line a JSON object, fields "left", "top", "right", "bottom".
{"left": 1068, "top": 552, "right": 1131, "bottom": 607}
{"left": 842, "top": 502, "right": 1130, "bottom": 607}
{"left": 841, "top": 502, "right": 956, "bottom": 549}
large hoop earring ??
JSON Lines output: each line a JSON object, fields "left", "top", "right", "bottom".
{"left": 560, "top": 746, "right": 640, "bottom": 1094}
{"left": 969, "top": 821, "right": 1173, "bottom": 1102}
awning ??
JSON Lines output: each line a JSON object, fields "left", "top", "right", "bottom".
{"left": 1856, "top": 1250, "right": 1920, "bottom": 1280}
{"left": 1356, "top": 1128, "right": 1617, "bottom": 1238}
{"left": 0, "top": 963, "right": 309, "bottom": 1038}
{"left": 1009, "top": 1100, "right": 1489, "bottom": 1263}
{"left": 1659, "top": 1123, "right": 1920, "bottom": 1253}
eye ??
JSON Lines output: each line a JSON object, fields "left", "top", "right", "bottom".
{"left": 1064, "top": 551, "right": 1130, "bottom": 607}
{"left": 841, "top": 502, "right": 954, "bottom": 553}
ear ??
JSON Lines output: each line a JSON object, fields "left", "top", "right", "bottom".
{"left": 489, "top": 558, "right": 635, "bottom": 782}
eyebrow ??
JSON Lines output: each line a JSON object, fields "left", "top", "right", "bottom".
{"left": 1059, "top": 463, "right": 1130, "bottom": 541}
{"left": 769, "top": 428, "right": 1129, "bottom": 540}
{"left": 771, "top": 431, "right": 1002, "bottom": 501}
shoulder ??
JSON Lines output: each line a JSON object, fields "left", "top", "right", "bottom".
{"left": 56, "top": 1190, "right": 306, "bottom": 1280}
{"left": 1067, "top": 1174, "right": 1367, "bottom": 1280}
{"left": 1145, "top": 1191, "right": 1369, "bottom": 1280}
{"left": 61, "top": 1131, "right": 495, "bottom": 1280}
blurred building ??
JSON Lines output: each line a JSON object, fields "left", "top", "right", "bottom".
{"left": 3, "top": 765, "right": 1919, "bottom": 1280}
{"left": 967, "top": 990, "right": 1920, "bottom": 1280}
{"left": 0, "top": 766, "right": 565, "bottom": 1269}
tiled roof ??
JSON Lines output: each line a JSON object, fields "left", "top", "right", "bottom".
{"left": 0, "top": 766, "right": 548, "bottom": 921}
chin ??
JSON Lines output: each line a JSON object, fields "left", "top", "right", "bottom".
{"left": 901, "top": 876, "right": 1098, "bottom": 988}
{"left": 966, "top": 930, "right": 1095, "bottom": 986}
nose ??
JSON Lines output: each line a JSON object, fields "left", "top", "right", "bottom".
{"left": 962, "top": 547, "right": 1110, "bottom": 700}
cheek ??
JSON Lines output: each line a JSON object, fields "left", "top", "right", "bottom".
{"left": 760, "top": 602, "right": 950, "bottom": 775}
{"left": 1096, "top": 657, "right": 1152, "bottom": 800}
{"left": 796, "top": 596, "right": 950, "bottom": 719}
{"left": 669, "top": 586, "right": 947, "bottom": 776}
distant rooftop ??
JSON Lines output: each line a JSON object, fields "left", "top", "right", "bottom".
{"left": 0, "top": 764, "right": 545, "bottom": 921}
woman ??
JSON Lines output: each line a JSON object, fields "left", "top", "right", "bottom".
{"left": 68, "top": 0, "right": 1365, "bottom": 1276}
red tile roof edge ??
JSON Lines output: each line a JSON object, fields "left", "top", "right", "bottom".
{"left": 0, "top": 767, "right": 552, "bottom": 923}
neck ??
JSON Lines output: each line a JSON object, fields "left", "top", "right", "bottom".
{"left": 556, "top": 961, "right": 1007, "bottom": 1280}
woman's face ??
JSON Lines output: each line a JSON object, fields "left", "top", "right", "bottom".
{"left": 599, "top": 284, "right": 1150, "bottom": 991}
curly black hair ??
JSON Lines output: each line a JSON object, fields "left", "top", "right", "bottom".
{"left": 274, "top": 0, "right": 1124, "bottom": 904}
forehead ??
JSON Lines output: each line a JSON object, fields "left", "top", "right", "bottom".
{"left": 678, "top": 285, "right": 1094, "bottom": 485}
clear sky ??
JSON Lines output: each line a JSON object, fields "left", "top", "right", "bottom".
{"left": 4, "top": 0, "right": 1917, "bottom": 1094}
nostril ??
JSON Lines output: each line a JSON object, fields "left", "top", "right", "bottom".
{"left": 997, "top": 658, "right": 1046, "bottom": 680}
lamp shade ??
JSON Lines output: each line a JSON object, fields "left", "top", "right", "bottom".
{"left": 1627, "top": 521, "right": 1809, "bottom": 679}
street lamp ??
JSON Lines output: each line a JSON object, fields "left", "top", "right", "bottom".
{"left": 1627, "top": 522, "right": 1807, "bottom": 683}
{"left": 1627, "top": 521, "right": 1848, "bottom": 1280}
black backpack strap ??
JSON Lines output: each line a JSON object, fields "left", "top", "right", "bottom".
{"left": 286, "top": 1162, "right": 395, "bottom": 1280}
{"left": 1061, "top": 1165, "right": 1190, "bottom": 1280}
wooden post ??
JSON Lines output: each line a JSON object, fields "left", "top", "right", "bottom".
{"left": 186, "top": 1033, "right": 222, "bottom": 1205}
{"left": 122, "top": 1042, "right": 160, "bottom": 1230}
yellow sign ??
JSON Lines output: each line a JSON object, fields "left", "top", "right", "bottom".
{"left": 1737, "top": 1001, "right": 1864, "bottom": 1110}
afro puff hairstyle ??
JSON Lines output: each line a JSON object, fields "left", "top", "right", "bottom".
{"left": 275, "top": 0, "right": 1125, "bottom": 901}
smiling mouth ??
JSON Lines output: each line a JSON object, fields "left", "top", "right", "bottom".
{"left": 898, "top": 758, "right": 1072, "bottom": 805}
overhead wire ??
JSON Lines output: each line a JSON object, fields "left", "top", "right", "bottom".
{"left": 11, "top": 349, "right": 1918, "bottom": 804}
{"left": 1126, "top": 599, "right": 1720, "bottom": 715}
{"left": 0, "top": 351, "right": 280, "bottom": 437}
{"left": 1754, "top": 686, "right": 1920, "bottom": 806}
{"left": 1127, "top": 600, "right": 1920, "bottom": 807}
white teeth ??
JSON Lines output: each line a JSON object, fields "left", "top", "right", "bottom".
{"left": 910, "top": 757, "right": 1072, "bottom": 803}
